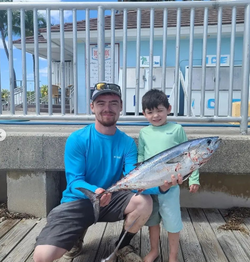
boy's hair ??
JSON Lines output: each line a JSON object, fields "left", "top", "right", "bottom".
{"left": 142, "top": 89, "right": 170, "bottom": 112}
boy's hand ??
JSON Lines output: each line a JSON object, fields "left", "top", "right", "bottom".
{"left": 95, "top": 188, "right": 112, "bottom": 207}
{"left": 189, "top": 184, "right": 200, "bottom": 193}
{"left": 159, "top": 174, "right": 183, "bottom": 192}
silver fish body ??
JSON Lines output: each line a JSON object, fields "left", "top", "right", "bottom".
{"left": 77, "top": 136, "right": 221, "bottom": 222}
{"left": 106, "top": 136, "right": 221, "bottom": 192}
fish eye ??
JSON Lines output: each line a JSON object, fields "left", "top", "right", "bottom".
{"left": 207, "top": 139, "right": 212, "bottom": 146}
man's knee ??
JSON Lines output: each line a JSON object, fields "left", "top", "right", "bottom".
{"left": 33, "top": 248, "right": 46, "bottom": 262}
{"left": 33, "top": 245, "right": 66, "bottom": 262}
{"left": 142, "top": 194, "right": 153, "bottom": 213}
{"left": 136, "top": 194, "right": 153, "bottom": 215}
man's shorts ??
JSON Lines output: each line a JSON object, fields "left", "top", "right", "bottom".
{"left": 145, "top": 185, "right": 183, "bottom": 233}
{"left": 36, "top": 190, "right": 134, "bottom": 251}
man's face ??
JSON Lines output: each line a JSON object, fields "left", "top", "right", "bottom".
{"left": 91, "top": 94, "right": 122, "bottom": 127}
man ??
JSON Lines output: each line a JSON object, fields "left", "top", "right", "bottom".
{"left": 33, "top": 82, "right": 177, "bottom": 262}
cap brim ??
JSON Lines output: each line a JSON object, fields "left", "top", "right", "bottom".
{"left": 92, "top": 90, "right": 121, "bottom": 101}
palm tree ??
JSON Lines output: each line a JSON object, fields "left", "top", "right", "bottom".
{"left": 40, "top": 85, "right": 48, "bottom": 98}
{"left": 0, "top": 1, "right": 46, "bottom": 90}
{"left": 20, "top": 10, "right": 47, "bottom": 87}
{"left": 1, "top": 89, "right": 9, "bottom": 99}
{"left": 0, "top": 0, "right": 20, "bottom": 89}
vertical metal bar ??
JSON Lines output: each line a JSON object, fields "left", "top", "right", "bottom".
{"left": 8, "top": 9, "right": 14, "bottom": 114}
{"left": 47, "top": 8, "right": 52, "bottom": 115}
{"left": 110, "top": 8, "right": 115, "bottom": 84}
{"left": 21, "top": 8, "right": 27, "bottom": 115}
{"left": 228, "top": 6, "right": 236, "bottom": 117}
{"left": 135, "top": 8, "right": 141, "bottom": 116}
{"left": 0, "top": 52, "right": 1, "bottom": 114}
{"left": 85, "top": 8, "right": 90, "bottom": 113}
{"left": 73, "top": 8, "right": 78, "bottom": 114}
{"left": 60, "top": 9, "right": 65, "bottom": 115}
{"left": 148, "top": 8, "right": 154, "bottom": 90}
{"left": 33, "top": 8, "right": 40, "bottom": 115}
{"left": 187, "top": 8, "right": 195, "bottom": 117}
{"left": 0, "top": 45, "right": 1, "bottom": 115}
{"left": 240, "top": 4, "right": 250, "bottom": 135}
{"left": 201, "top": 7, "right": 208, "bottom": 117}
{"left": 161, "top": 8, "right": 168, "bottom": 92}
{"left": 174, "top": 8, "right": 181, "bottom": 116}
{"left": 122, "top": 9, "right": 127, "bottom": 115}
{"left": 214, "top": 6, "right": 222, "bottom": 117}
{"left": 98, "top": 6, "right": 105, "bottom": 82}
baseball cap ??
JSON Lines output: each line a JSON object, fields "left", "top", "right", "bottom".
{"left": 91, "top": 82, "right": 122, "bottom": 101}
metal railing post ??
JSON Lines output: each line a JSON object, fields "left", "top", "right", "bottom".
{"left": 98, "top": 6, "right": 105, "bottom": 82}
{"left": 240, "top": 4, "right": 250, "bottom": 135}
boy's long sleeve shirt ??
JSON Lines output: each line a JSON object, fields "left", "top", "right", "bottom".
{"left": 138, "top": 122, "right": 200, "bottom": 187}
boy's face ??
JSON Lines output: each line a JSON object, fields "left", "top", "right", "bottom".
{"left": 143, "top": 104, "right": 172, "bottom": 127}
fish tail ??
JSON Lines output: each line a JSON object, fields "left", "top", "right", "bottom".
{"left": 76, "top": 187, "right": 100, "bottom": 223}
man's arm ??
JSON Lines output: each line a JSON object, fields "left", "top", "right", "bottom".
{"left": 123, "top": 139, "right": 138, "bottom": 175}
{"left": 64, "top": 134, "right": 98, "bottom": 198}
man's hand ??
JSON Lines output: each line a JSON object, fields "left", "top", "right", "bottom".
{"left": 95, "top": 188, "right": 112, "bottom": 207}
{"left": 189, "top": 184, "right": 200, "bottom": 193}
{"left": 159, "top": 174, "right": 183, "bottom": 192}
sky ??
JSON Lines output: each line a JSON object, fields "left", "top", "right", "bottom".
{"left": 0, "top": 0, "right": 118, "bottom": 91}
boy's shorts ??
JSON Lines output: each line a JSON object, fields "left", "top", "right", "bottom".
{"left": 36, "top": 190, "right": 134, "bottom": 251}
{"left": 145, "top": 185, "right": 183, "bottom": 233}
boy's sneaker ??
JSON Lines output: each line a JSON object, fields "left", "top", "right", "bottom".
{"left": 116, "top": 245, "right": 143, "bottom": 262}
{"left": 63, "top": 229, "right": 87, "bottom": 259}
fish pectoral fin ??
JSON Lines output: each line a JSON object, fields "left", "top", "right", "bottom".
{"left": 134, "top": 161, "right": 144, "bottom": 167}
{"left": 182, "top": 172, "right": 192, "bottom": 182}
{"left": 135, "top": 189, "right": 144, "bottom": 196}
{"left": 166, "top": 152, "right": 188, "bottom": 164}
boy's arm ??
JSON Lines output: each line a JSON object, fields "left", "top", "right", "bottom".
{"left": 188, "top": 170, "right": 200, "bottom": 186}
{"left": 137, "top": 131, "right": 168, "bottom": 195}
{"left": 137, "top": 132, "right": 145, "bottom": 162}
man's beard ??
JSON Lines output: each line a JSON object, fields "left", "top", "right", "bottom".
{"left": 97, "top": 114, "right": 117, "bottom": 127}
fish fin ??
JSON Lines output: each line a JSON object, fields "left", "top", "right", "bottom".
{"left": 76, "top": 187, "right": 100, "bottom": 223}
{"left": 134, "top": 161, "right": 144, "bottom": 167}
{"left": 182, "top": 172, "right": 192, "bottom": 182}
{"left": 135, "top": 189, "right": 144, "bottom": 196}
{"left": 166, "top": 152, "right": 188, "bottom": 164}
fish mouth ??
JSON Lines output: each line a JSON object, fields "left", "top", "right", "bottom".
{"left": 213, "top": 137, "right": 222, "bottom": 149}
{"left": 207, "top": 137, "right": 221, "bottom": 149}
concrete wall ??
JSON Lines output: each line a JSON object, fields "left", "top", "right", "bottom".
{"left": 0, "top": 125, "right": 250, "bottom": 217}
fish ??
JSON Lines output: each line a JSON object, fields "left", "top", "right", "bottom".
{"left": 77, "top": 136, "right": 221, "bottom": 222}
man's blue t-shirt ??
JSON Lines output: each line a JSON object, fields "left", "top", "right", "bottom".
{"left": 61, "top": 124, "right": 162, "bottom": 203}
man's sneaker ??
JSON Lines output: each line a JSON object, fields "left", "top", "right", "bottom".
{"left": 116, "top": 245, "right": 143, "bottom": 262}
{"left": 63, "top": 229, "right": 87, "bottom": 259}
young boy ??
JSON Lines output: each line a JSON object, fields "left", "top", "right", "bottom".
{"left": 138, "top": 89, "right": 200, "bottom": 262}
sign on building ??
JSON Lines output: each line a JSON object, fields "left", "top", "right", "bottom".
{"left": 206, "top": 55, "right": 230, "bottom": 66}
{"left": 140, "top": 56, "right": 160, "bottom": 67}
{"left": 90, "top": 44, "right": 119, "bottom": 87}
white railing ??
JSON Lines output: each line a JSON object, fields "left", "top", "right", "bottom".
{"left": 69, "top": 85, "right": 74, "bottom": 114}
{"left": 0, "top": 1, "right": 249, "bottom": 134}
